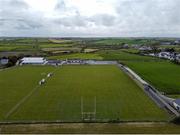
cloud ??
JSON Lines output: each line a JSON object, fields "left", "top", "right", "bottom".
{"left": 88, "top": 14, "right": 116, "bottom": 26}
{"left": 55, "top": 0, "right": 66, "bottom": 11}
{"left": 1, "top": 0, "right": 180, "bottom": 37}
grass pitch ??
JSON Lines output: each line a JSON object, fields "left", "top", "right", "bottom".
{"left": 125, "top": 61, "right": 180, "bottom": 94}
{"left": 0, "top": 65, "right": 169, "bottom": 122}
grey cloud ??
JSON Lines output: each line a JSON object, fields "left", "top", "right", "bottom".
{"left": 55, "top": 0, "right": 66, "bottom": 11}
{"left": 54, "top": 15, "right": 87, "bottom": 27}
{"left": 8, "top": 0, "right": 29, "bottom": 9}
{"left": 0, "top": 0, "right": 44, "bottom": 31}
{"left": 14, "top": 19, "right": 43, "bottom": 29}
{"left": 54, "top": 13, "right": 116, "bottom": 28}
{"left": 1, "top": 0, "right": 180, "bottom": 37}
{"left": 115, "top": 0, "right": 180, "bottom": 28}
{"left": 55, "top": 0, "right": 79, "bottom": 16}
{"left": 88, "top": 14, "right": 116, "bottom": 26}
{"left": 0, "top": 0, "right": 29, "bottom": 11}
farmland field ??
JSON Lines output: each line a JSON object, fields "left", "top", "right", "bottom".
{"left": 48, "top": 53, "right": 103, "bottom": 60}
{"left": 99, "top": 50, "right": 159, "bottom": 61}
{"left": 125, "top": 61, "right": 180, "bottom": 95}
{"left": 92, "top": 38, "right": 156, "bottom": 45}
{"left": 0, "top": 65, "right": 169, "bottom": 122}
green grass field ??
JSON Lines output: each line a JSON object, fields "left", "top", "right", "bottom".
{"left": 0, "top": 45, "right": 37, "bottom": 51}
{"left": 48, "top": 53, "right": 103, "bottom": 60}
{"left": 0, "top": 65, "right": 169, "bottom": 122}
{"left": 0, "top": 66, "right": 54, "bottom": 120}
{"left": 125, "top": 61, "right": 180, "bottom": 94}
{"left": 0, "top": 38, "right": 77, "bottom": 52}
{"left": 39, "top": 43, "right": 73, "bottom": 48}
{"left": 92, "top": 38, "right": 155, "bottom": 45}
{"left": 99, "top": 50, "right": 159, "bottom": 61}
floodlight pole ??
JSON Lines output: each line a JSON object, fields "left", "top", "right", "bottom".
{"left": 81, "top": 96, "right": 97, "bottom": 121}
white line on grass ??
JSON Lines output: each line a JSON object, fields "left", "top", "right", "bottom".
{"left": 5, "top": 66, "right": 60, "bottom": 119}
{"left": 5, "top": 85, "right": 40, "bottom": 119}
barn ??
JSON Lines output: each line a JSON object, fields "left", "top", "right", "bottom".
{"left": 20, "top": 57, "right": 47, "bottom": 65}
{"left": 173, "top": 99, "right": 180, "bottom": 111}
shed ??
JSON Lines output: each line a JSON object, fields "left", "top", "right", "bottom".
{"left": 21, "top": 57, "right": 47, "bottom": 65}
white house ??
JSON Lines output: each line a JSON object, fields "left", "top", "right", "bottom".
{"left": 139, "top": 46, "right": 152, "bottom": 51}
{"left": 173, "top": 99, "right": 180, "bottom": 111}
{"left": 158, "top": 52, "right": 173, "bottom": 60}
{"left": 20, "top": 57, "right": 47, "bottom": 65}
{"left": 176, "top": 54, "right": 180, "bottom": 62}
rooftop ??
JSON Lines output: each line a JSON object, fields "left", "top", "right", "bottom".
{"left": 21, "top": 57, "right": 44, "bottom": 61}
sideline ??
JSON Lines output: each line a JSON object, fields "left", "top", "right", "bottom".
{"left": 5, "top": 66, "right": 59, "bottom": 119}
{"left": 5, "top": 85, "right": 40, "bottom": 119}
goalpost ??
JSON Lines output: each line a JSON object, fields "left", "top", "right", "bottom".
{"left": 81, "top": 96, "right": 96, "bottom": 121}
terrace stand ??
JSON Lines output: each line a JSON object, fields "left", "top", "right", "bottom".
{"left": 81, "top": 97, "right": 96, "bottom": 122}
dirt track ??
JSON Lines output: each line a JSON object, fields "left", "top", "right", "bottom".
{"left": 1, "top": 122, "right": 180, "bottom": 134}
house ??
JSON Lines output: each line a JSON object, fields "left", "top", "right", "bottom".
{"left": 0, "top": 58, "right": 9, "bottom": 65}
{"left": 122, "top": 44, "right": 129, "bottom": 49}
{"left": 176, "top": 54, "right": 180, "bottom": 62}
{"left": 139, "top": 46, "right": 152, "bottom": 51}
{"left": 158, "top": 52, "right": 172, "bottom": 59}
{"left": 149, "top": 53, "right": 155, "bottom": 56}
{"left": 160, "top": 42, "right": 172, "bottom": 45}
{"left": 20, "top": 57, "right": 47, "bottom": 65}
{"left": 131, "top": 44, "right": 139, "bottom": 49}
{"left": 173, "top": 99, "right": 180, "bottom": 111}
{"left": 174, "top": 40, "right": 180, "bottom": 44}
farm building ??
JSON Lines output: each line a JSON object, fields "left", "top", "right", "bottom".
{"left": 20, "top": 57, "right": 47, "bottom": 65}
{"left": 139, "top": 46, "right": 152, "bottom": 51}
{"left": 173, "top": 99, "right": 180, "bottom": 111}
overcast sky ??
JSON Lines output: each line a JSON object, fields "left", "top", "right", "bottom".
{"left": 0, "top": 0, "right": 180, "bottom": 37}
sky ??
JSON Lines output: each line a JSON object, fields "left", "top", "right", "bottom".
{"left": 0, "top": 0, "right": 180, "bottom": 37}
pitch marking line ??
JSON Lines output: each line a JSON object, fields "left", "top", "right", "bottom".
{"left": 5, "top": 85, "right": 40, "bottom": 119}
{"left": 5, "top": 67, "right": 60, "bottom": 119}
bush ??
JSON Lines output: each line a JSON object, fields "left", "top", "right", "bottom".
{"left": 6, "top": 56, "right": 18, "bottom": 67}
{"left": 171, "top": 116, "right": 180, "bottom": 125}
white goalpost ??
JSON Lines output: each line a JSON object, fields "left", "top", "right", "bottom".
{"left": 81, "top": 96, "right": 96, "bottom": 121}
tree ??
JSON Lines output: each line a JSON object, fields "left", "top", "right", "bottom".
{"left": 6, "top": 56, "right": 18, "bottom": 67}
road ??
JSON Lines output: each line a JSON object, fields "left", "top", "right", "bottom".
{"left": 117, "top": 63, "right": 180, "bottom": 117}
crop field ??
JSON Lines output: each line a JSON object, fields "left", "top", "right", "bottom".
{"left": 125, "top": 61, "right": 180, "bottom": 95}
{"left": 0, "top": 38, "right": 77, "bottom": 53}
{"left": 49, "top": 39, "right": 73, "bottom": 44}
{"left": 48, "top": 53, "right": 103, "bottom": 60}
{"left": 39, "top": 43, "right": 73, "bottom": 48}
{"left": 92, "top": 38, "right": 155, "bottom": 45}
{"left": 48, "top": 50, "right": 159, "bottom": 61}
{"left": 0, "top": 44, "right": 38, "bottom": 51}
{"left": 0, "top": 65, "right": 169, "bottom": 122}
{"left": 99, "top": 50, "right": 159, "bottom": 61}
